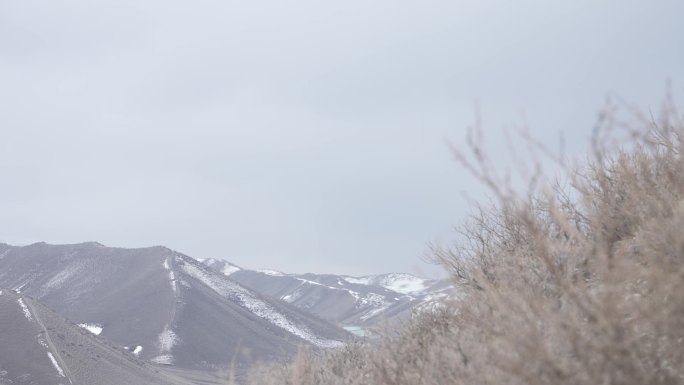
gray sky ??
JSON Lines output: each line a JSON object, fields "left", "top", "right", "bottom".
{"left": 1, "top": 0, "right": 683, "bottom": 277}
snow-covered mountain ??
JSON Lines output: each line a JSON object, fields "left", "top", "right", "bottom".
{"left": 0, "top": 242, "right": 348, "bottom": 371}
{"left": 200, "top": 259, "right": 455, "bottom": 332}
{"left": 0, "top": 289, "right": 192, "bottom": 385}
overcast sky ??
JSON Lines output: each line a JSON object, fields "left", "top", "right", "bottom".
{"left": 1, "top": 0, "right": 683, "bottom": 277}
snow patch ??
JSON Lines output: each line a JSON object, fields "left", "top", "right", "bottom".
{"left": 151, "top": 354, "right": 174, "bottom": 365}
{"left": 348, "top": 290, "right": 360, "bottom": 301}
{"left": 356, "top": 293, "right": 390, "bottom": 321}
{"left": 13, "top": 275, "right": 38, "bottom": 294}
{"left": 360, "top": 304, "right": 390, "bottom": 321}
{"left": 344, "top": 276, "right": 371, "bottom": 285}
{"left": 201, "top": 259, "right": 241, "bottom": 276}
{"left": 281, "top": 289, "right": 303, "bottom": 303}
{"left": 47, "top": 352, "right": 66, "bottom": 377}
{"left": 158, "top": 325, "right": 178, "bottom": 353}
{"left": 295, "top": 277, "right": 359, "bottom": 296}
{"left": 343, "top": 326, "right": 369, "bottom": 337}
{"left": 133, "top": 345, "right": 143, "bottom": 355}
{"left": 17, "top": 298, "right": 32, "bottom": 321}
{"left": 170, "top": 273, "right": 178, "bottom": 293}
{"left": 257, "top": 269, "right": 285, "bottom": 276}
{"left": 78, "top": 323, "right": 103, "bottom": 335}
{"left": 43, "top": 261, "right": 86, "bottom": 293}
{"left": 164, "top": 257, "right": 178, "bottom": 293}
{"left": 378, "top": 274, "right": 427, "bottom": 295}
{"left": 182, "top": 262, "right": 343, "bottom": 348}
{"left": 359, "top": 293, "right": 386, "bottom": 307}
{"left": 222, "top": 264, "right": 240, "bottom": 276}
{"left": 344, "top": 274, "right": 429, "bottom": 295}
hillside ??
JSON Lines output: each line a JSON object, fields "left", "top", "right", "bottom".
{"left": 201, "top": 259, "right": 454, "bottom": 331}
{"left": 0, "top": 242, "right": 347, "bottom": 372}
{"left": 0, "top": 289, "right": 191, "bottom": 385}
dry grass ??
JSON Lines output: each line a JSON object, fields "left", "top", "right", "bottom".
{"left": 245, "top": 96, "right": 684, "bottom": 385}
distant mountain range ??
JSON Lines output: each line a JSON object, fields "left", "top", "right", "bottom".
{"left": 0, "top": 242, "right": 454, "bottom": 383}
{"left": 200, "top": 259, "right": 454, "bottom": 334}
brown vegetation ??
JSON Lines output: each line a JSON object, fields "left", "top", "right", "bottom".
{"left": 245, "top": 97, "right": 684, "bottom": 385}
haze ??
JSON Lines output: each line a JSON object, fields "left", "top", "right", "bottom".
{"left": 1, "top": 0, "right": 683, "bottom": 276}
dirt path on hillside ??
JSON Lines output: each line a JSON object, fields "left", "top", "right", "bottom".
{"left": 26, "top": 299, "right": 75, "bottom": 385}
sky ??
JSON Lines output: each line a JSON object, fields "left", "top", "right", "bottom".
{"left": 1, "top": 0, "right": 683, "bottom": 277}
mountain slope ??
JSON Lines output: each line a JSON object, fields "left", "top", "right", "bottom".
{"left": 201, "top": 259, "right": 455, "bottom": 330}
{"left": 0, "top": 289, "right": 191, "bottom": 385}
{"left": 0, "top": 242, "right": 347, "bottom": 370}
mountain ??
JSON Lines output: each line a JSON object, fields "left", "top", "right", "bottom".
{"left": 0, "top": 242, "right": 348, "bottom": 372}
{"left": 200, "top": 259, "right": 455, "bottom": 333}
{"left": 0, "top": 289, "right": 192, "bottom": 385}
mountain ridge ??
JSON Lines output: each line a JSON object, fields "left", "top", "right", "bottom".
{"left": 200, "top": 258, "right": 455, "bottom": 331}
{"left": 0, "top": 242, "right": 348, "bottom": 371}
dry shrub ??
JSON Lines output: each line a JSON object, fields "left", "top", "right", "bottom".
{"left": 246, "top": 97, "right": 684, "bottom": 385}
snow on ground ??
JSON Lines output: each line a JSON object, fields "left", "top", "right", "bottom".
{"left": 47, "top": 352, "right": 66, "bottom": 377}
{"left": 358, "top": 293, "right": 390, "bottom": 321}
{"left": 359, "top": 293, "right": 386, "bottom": 307}
{"left": 201, "top": 259, "right": 241, "bottom": 276}
{"left": 295, "top": 277, "right": 340, "bottom": 291}
{"left": 133, "top": 346, "right": 143, "bottom": 356}
{"left": 343, "top": 276, "right": 371, "bottom": 285}
{"left": 360, "top": 304, "right": 390, "bottom": 321}
{"left": 257, "top": 269, "right": 285, "bottom": 276}
{"left": 43, "top": 260, "right": 86, "bottom": 293}
{"left": 378, "top": 274, "right": 428, "bottom": 295}
{"left": 345, "top": 274, "right": 428, "bottom": 295}
{"left": 222, "top": 264, "right": 240, "bottom": 276}
{"left": 151, "top": 354, "right": 174, "bottom": 365}
{"left": 343, "top": 326, "right": 369, "bottom": 337}
{"left": 13, "top": 274, "right": 39, "bottom": 294}
{"left": 170, "top": 271, "right": 178, "bottom": 293}
{"left": 17, "top": 298, "right": 32, "bottom": 321}
{"left": 163, "top": 257, "right": 178, "bottom": 293}
{"left": 158, "top": 325, "right": 178, "bottom": 353}
{"left": 281, "top": 289, "right": 302, "bottom": 303}
{"left": 152, "top": 325, "right": 178, "bottom": 365}
{"left": 78, "top": 323, "right": 103, "bottom": 336}
{"left": 181, "top": 262, "right": 343, "bottom": 348}
{"left": 414, "top": 285, "right": 459, "bottom": 314}
{"left": 293, "top": 277, "right": 361, "bottom": 301}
